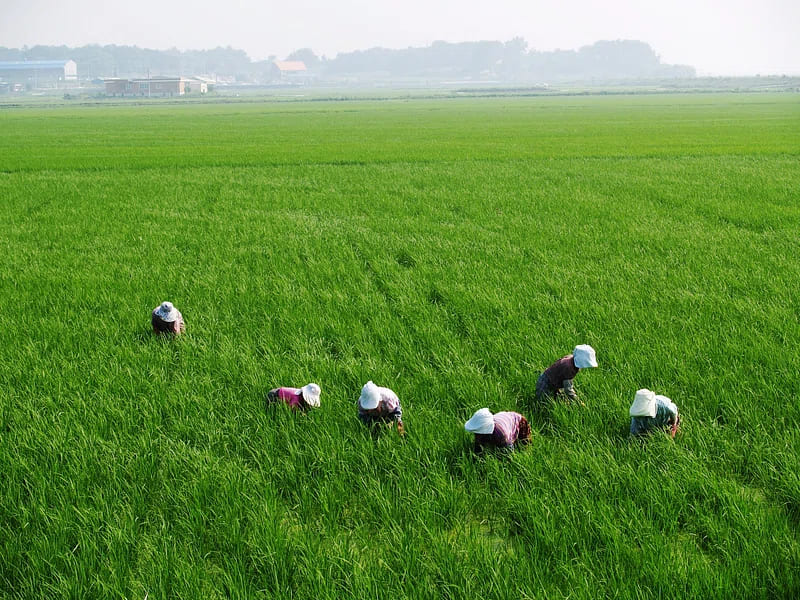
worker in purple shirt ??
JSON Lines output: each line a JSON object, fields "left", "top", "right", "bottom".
{"left": 535, "top": 344, "right": 598, "bottom": 404}
{"left": 464, "top": 408, "right": 531, "bottom": 452}
{"left": 358, "top": 381, "right": 405, "bottom": 435}
{"left": 268, "top": 383, "right": 321, "bottom": 411}
{"left": 629, "top": 388, "right": 680, "bottom": 438}
{"left": 151, "top": 301, "right": 186, "bottom": 335}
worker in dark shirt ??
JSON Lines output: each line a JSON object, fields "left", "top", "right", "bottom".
{"left": 151, "top": 301, "right": 185, "bottom": 335}
{"left": 535, "top": 344, "right": 598, "bottom": 404}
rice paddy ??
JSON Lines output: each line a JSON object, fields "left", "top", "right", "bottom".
{"left": 1, "top": 93, "right": 799, "bottom": 598}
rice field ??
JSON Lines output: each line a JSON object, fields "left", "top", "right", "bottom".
{"left": 1, "top": 93, "right": 799, "bottom": 599}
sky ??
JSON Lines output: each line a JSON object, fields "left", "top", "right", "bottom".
{"left": 1, "top": 0, "right": 799, "bottom": 75}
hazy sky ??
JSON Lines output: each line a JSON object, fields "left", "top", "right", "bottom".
{"left": 2, "top": 0, "right": 798, "bottom": 75}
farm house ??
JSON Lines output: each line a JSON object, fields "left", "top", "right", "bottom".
{"left": 271, "top": 60, "right": 309, "bottom": 83}
{"left": 104, "top": 77, "right": 208, "bottom": 97}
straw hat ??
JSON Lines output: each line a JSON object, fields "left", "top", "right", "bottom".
{"left": 154, "top": 301, "right": 180, "bottom": 323}
{"left": 573, "top": 344, "right": 598, "bottom": 368}
{"left": 630, "top": 389, "right": 657, "bottom": 418}
{"left": 301, "top": 383, "right": 321, "bottom": 408}
{"left": 464, "top": 408, "right": 495, "bottom": 434}
{"left": 359, "top": 381, "right": 381, "bottom": 410}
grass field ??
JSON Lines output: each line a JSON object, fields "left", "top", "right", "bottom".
{"left": 1, "top": 93, "right": 799, "bottom": 598}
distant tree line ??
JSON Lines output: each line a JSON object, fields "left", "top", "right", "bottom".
{"left": 0, "top": 39, "right": 695, "bottom": 82}
{"left": 316, "top": 39, "right": 695, "bottom": 80}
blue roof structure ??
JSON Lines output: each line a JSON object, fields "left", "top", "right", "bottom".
{"left": 0, "top": 60, "right": 73, "bottom": 71}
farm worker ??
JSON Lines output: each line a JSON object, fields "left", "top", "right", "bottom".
{"left": 535, "top": 344, "right": 598, "bottom": 404}
{"left": 629, "top": 389, "right": 680, "bottom": 438}
{"left": 464, "top": 408, "right": 531, "bottom": 452}
{"left": 358, "top": 381, "right": 405, "bottom": 435}
{"left": 151, "top": 301, "right": 185, "bottom": 335}
{"left": 268, "top": 383, "right": 321, "bottom": 411}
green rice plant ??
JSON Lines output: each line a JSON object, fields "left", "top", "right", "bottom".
{"left": 0, "top": 93, "right": 799, "bottom": 598}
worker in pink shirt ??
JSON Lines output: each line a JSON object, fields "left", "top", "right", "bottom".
{"left": 267, "top": 383, "right": 321, "bottom": 411}
{"left": 535, "top": 344, "right": 598, "bottom": 405}
{"left": 464, "top": 408, "right": 531, "bottom": 452}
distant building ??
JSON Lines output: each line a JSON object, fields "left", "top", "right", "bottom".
{"left": 192, "top": 75, "right": 216, "bottom": 90}
{"left": 271, "top": 60, "right": 308, "bottom": 82}
{"left": 104, "top": 77, "right": 207, "bottom": 97}
{"left": 0, "top": 60, "right": 77, "bottom": 88}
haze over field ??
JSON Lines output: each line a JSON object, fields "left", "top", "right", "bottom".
{"left": 1, "top": 0, "right": 799, "bottom": 76}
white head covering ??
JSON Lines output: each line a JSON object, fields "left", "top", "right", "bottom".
{"left": 359, "top": 381, "right": 381, "bottom": 410}
{"left": 154, "top": 301, "right": 180, "bottom": 323}
{"left": 301, "top": 383, "right": 321, "bottom": 408}
{"left": 630, "top": 389, "right": 657, "bottom": 418}
{"left": 573, "top": 344, "right": 598, "bottom": 368}
{"left": 464, "top": 408, "right": 495, "bottom": 434}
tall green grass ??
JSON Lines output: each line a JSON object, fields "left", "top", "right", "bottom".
{"left": 1, "top": 94, "right": 799, "bottom": 598}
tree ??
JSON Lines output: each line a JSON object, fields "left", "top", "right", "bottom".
{"left": 286, "top": 48, "right": 319, "bottom": 68}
